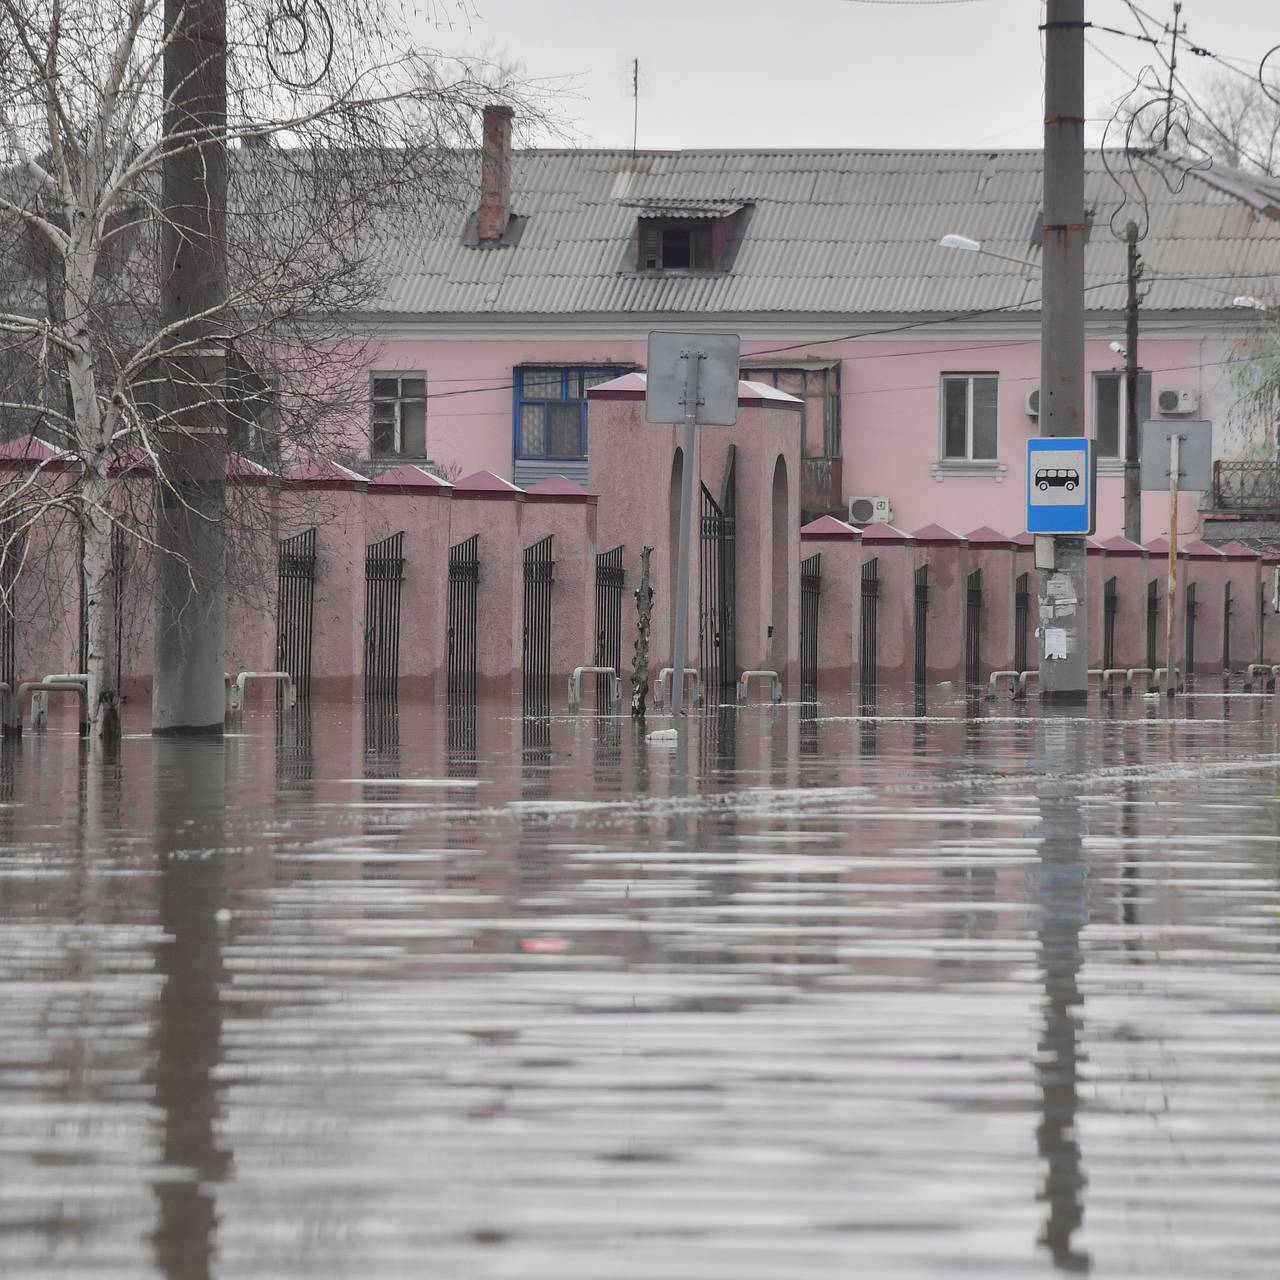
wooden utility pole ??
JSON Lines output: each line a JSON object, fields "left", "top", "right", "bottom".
{"left": 1123, "top": 221, "right": 1143, "bottom": 543}
{"left": 153, "top": 0, "right": 229, "bottom": 733}
{"left": 1038, "top": 0, "right": 1089, "bottom": 704}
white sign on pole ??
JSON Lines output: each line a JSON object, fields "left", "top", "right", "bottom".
{"left": 644, "top": 332, "right": 741, "bottom": 426}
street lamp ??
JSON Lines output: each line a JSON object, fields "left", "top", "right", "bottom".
{"left": 938, "top": 233, "right": 1041, "bottom": 271}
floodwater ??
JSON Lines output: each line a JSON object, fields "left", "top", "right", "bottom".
{"left": 2, "top": 693, "right": 1279, "bottom": 1279}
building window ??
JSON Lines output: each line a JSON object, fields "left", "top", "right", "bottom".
{"left": 371, "top": 373, "right": 426, "bottom": 457}
{"left": 740, "top": 364, "right": 841, "bottom": 458}
{"left": 638, "top": 218, "right": 714, "bottom": 271}
{"left": 941, "top": 373, "right": 999, "bottom": 460}
{"left": 1094, "top": 371, "right": 1152, "bottom": 458}
{"left": 226, "top": 352, "right": 279, "bottom": 467}
{"left": 514, "top": 366, "right": 626, "bottom": 461}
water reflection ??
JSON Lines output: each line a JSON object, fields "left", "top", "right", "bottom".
{"left": 150, "top": 740, "right": 229, "bottom": 1280}
{"left": 1033, "top": 716, "right": 1090, "bottom": 1273}
{"left": 4, "top": 695, "right": 1280, "bottom": 1276}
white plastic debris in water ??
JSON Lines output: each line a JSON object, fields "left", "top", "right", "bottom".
{"left": 646, "top": 728, "right": 679, "bottom": 746}
{"left": 214, "top": 908, "right": 232, "bottom": 925}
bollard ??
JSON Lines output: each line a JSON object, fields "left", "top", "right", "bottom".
{"left": 228, "top": 671, "right": 297, "bottom": 713}
{"left": 31, "top": 674, "right": 88, "bottom": 731}
{"left": 654, "top": 667, "right": 702, "bottom": 711}
{"left": 16, "top": 680, "right": 89, "bottom": 736}
{"left": 738, "top": 670, "right": 782, "bottom": 704}
{"left": 568, "top": 666, "right": 622, "bottom": 712}
{"left": 987, "top": 670, "right": 1019, "bottom": 701}
{"left": 1101, "top": 668, "right": 1129, "bottom": 695}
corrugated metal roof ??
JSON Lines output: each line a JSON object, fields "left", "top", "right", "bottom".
{"left": 371, "top": 149, "right": 1280, "bottom": 318}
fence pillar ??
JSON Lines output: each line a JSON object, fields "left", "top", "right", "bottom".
{"left": 1181, "top": 539, "right": 1226, "bottom": 677}
{"left": 800, "top": 515, "right": 861, "bottom": 698}
{"left": 1213, "top": 540, "right": 1260, "bottom": 675}
{"left": 523, "top": 476, "right": 599, "bottom": 696}
{"left": 911, "top": 523, "right": 967, "bottom": 687}
{"left": 282, "top": 460, "right": 368, "bottom": 699}
{"left": 224, "top": 454, "right": 279, "bottom": 693}
{"left": 368, "top": 465, "right": 453, "bottom": 698}
{"left": 964, "top": 526, "right": 1016, "bottom": 679}
{"left": 1142, "top": 536, "right": 1172, "bottom": 671}
{"left": 1097, "top": 535, "right": 1149, "bottom": 671}
{"left": 449, "top": 470, "right": 525, "bottom": 701}
{"left": 859, "top": 522, "right": 915, "bottom": 690}
{"left": 1262, "top": 550, "right": 1280, "bottom": 664}
{"left": 1085, "top": 538, "right": 1106, "bottom": 669}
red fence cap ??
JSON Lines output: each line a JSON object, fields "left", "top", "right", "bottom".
{"left": 801, "top": 514, "right": 860, "bottom": 541}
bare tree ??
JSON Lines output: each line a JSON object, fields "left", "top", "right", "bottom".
{"left": 0, "top": 0, "right": 545, "bottom": 738}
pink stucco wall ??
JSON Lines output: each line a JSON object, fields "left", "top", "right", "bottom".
{"left": 358, "top": 335, "right": 1215, "bottom": 540}
{"left": 587, "top": 378, "right": 803, "bottom": 694}
{"left": 522, "top": 494, "right": 598, "bottom": 687}
{"left": 366, "top": 485, "right": 452, "bottom": 697}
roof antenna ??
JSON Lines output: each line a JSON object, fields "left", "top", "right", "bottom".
{"left": 632, "top": 57, "right": 640, "bottom": 156}
{"left": 1162, "top": 2, "right": 1184, "bottom": 148}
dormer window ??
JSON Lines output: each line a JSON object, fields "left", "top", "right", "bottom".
{"left": 639, "top": 218, "right": 713, "bottom": 271}
{"left": 625, "top": 200, "right": 751, "bottom": 274}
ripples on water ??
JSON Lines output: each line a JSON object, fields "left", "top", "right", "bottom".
{"left": 2, "top": 694, "right": 1279, "bottom": 1278}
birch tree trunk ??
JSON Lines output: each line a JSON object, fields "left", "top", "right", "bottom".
{"left": 65, "top": 225, "right": 122, "bottom": 740}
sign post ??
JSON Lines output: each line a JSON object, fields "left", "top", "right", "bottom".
{"left": 1026, "top": 437, "right": 1095, "bottom": 682}
{"left": 645, "top": 331, "right": 740, "bottom": 727}
{"left": 1140, "top": 419, "right": 1211, "bottom": 692}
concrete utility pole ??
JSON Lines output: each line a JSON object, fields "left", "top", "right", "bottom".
{"left": 1123, "top": 221, "right": 1143, "bottom": 543}
{"left": 154, "top": 0, "right": 228, "bottom": 733}
{"left": 1038, "top": 0, "right": 1089, "bottom": 704}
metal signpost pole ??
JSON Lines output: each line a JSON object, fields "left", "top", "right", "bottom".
{"left": 1039, "top": 0, "right": 1089, "bottom": 705}
{"left": 1166, "top": 432, "right": 1180, "bottom": 689}
{"left": 670, "top": 350, "right": 701, "bottom": 725}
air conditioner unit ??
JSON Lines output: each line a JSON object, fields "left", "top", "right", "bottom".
{"left": 848, "top": 495, "right": 893, "bottom": 527}
{"left": 1025, "top": 387, "right": 1040, "bottom": 417}
{"left": 1158, "top": 388, "right": 1199, "bottom": 415}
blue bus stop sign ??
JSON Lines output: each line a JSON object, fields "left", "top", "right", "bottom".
{"left": 1026, "top": 437, "right": 1095, "bottom": 535}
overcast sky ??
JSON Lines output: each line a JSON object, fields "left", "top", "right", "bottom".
{"left": 422, "top": 0, "right": 1277, "bottom": 152}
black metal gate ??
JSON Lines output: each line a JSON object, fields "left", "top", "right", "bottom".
{"left": 1146, "top": 579, "right": 1159, "bottom": 669}
{"left": 594, "top": 545, "right": 625, "bottom": 706}
{"left": 1015, "top": 572, "right": 1030, "bottom": 674}
{"left": 364, "top": 531, "right": 405, "bottom": 699}
{"left": 1222, "top": 580, "right": 1233, "bottom": 671}
{"left": 0, "top": 520, "right": 21, "bottom": 689}
{"left": 700, "top": 455, "right": 737, "bottom": 696}
{"left": 522, "top": 535, "right": 554, "bottom": 715}
{"left": 860, "top": 557, "right": 879, "bottom": 702}
{"left": 1103, "top": 576, "right": 1117, "bottom": 670}
{"left": 1185, "top": 581, "right": 1198, "bottom": 675}
{"left": 800, "top": 552, "right": 821, "bottom": 698}
{"left": 447, "top": 533, "right": 479, "bottom": 705}
{"left": 276, "top": 527, "right": 316, "bottom": 698}
{"left": 913, "top": 563, "right": 929, "bottom": 692}
{"left": 965, "top": 568, "right": 982, "bottom": 686}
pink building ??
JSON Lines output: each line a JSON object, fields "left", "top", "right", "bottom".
{"left": 344, "top": 115, "right": 1280, "bottom": 542}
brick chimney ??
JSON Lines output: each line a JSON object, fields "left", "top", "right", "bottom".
{"left": 476, "top": 104, "right": 514, "bottom": 243}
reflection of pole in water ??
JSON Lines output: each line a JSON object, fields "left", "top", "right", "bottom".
{"left": 1033, "top": 716, "right": 1091, "bottom": 1272}
{"left": 150, "top": 740, "right": 229, "bottom": 1280}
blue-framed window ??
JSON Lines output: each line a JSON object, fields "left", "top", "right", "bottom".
{"left": 514, "top": 366, "right": 626, "bottom": 461}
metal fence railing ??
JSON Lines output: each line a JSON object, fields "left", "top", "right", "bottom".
{"left": 800, "top": 552, "right": 822, "bottom": 698}
{"left": 1212, "top": 459, "right": 1280, "bottom": 513}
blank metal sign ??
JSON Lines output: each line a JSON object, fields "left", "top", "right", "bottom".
{"left": 644, "top": 331, "right": 741, "bottom": 427}
{"left": 1139, "top": 421, "right": 1212, "bottom": 491}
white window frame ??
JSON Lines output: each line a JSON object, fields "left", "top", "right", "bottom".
{"left": 370, "top": 372, "right": 427, "bottom": 457}
{"left": 939, "top": 373, "right": 999, "bottom": 462}
{"left": 1092, "top": 370, "right": 1152, "bottom": 461}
